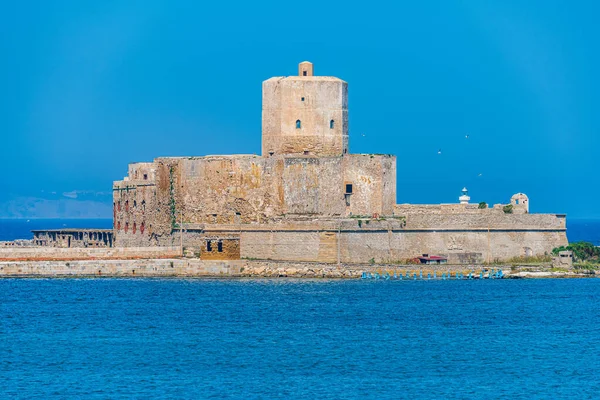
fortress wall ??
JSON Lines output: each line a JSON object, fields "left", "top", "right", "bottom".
{"left": 237, "top": 213, "right": 567, "bottom": 264}
{"left": 344, "top": 155, "right": 396, "bottom": 216}
{"left": 282, "top": 157, "right": 344, "bottom": 215}
{"left": 113, "top": 176, "right": 158, "bottom": 247}
{"left": 0, "top": 246, "right": 180, "bottom": 261}
{"left": 113, "top": 154, "right": 398, "bottom": 249}
{"left": 240, "top": 231, "right": 322, "bottom": 262}
{"left": 394, "top": 203, "right": 529, "bottom": 215}
{"left": 239, "top": 228, "right": 566, "bottom": 264}
{"left": 0, "top": 259, "right": 243, "bottom": 277}
{"left": 176, "top": 156, "right": 280, "bottom": 224}
{"left": 341, "top": 230, "right": 566, "bottom": 264}
{"left": 403, "top": 213, "right": 566, "bottom": 230}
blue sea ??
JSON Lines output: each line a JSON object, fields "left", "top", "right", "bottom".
{"left": 1, "top": 219, "right": 600, "bottom": 398}
{"left": 1, "top": 278, "right": 599, "bottom": 399}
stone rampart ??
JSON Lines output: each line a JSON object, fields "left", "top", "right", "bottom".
{"left": 0, "top": 259, "right": 522, "bottom": 279}
{"left": 0, "top": 246, "right": 181, "bottom": 261}
{"left": 237, "top": 214, "right": 567, "bottom": 264}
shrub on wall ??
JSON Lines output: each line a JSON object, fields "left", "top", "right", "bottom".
{"left": 503, "top": 204, "right": 513, "bottom": 214}
{"left": 478, "top": 202, "right": 487, "bottom": 209}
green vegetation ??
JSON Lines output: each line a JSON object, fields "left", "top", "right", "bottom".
{"left": 503, "top": 204, "right": 513, "bottom": 214}
{"left": 505, "top": 254, "right": 553, "bottom": 265}
{"left": 552, "top": 241, "right": 600, "bottom": 262}
{"left": 573, "top": 262, "right": 599, "bottom": 271}
{"left": 369, "top": 257, "right": 375, "bottom": 265}
{"left": 478, "top": 202, "right": 487, "bottom": 209}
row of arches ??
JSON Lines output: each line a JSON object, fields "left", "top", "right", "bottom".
{"left": 296, "top": 120, "right": 335, "bottom": 129}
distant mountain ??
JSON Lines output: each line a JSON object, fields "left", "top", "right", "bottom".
{"left": 0, "top": 196, "right": 112, "bottom": 219}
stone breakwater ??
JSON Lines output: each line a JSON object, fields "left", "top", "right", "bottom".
{"left": 0, "top": 259, "right": 597, "bottom": 278}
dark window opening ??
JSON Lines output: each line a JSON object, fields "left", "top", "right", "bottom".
{"left": 125, "top": 200, "right": 129, "bottom": 212}
{"left": 330, "top": 119, "right": 335, "bottom": 129}
{"left": 133, "top": 200, "right": 137, "bottom": 208}
{"left": 301, "top": 97, "right": 305, "bottom": 101}
{"left": 207, "top": 240, "right": 212, "bottom": 252}
{"left": 303, "top": 71, "right": 307, "bottom": 76}
{"left": 217, "top": 241, "right": 223, "bottom": 252}
{"left": 143, "top": 174, "right": 148, "bottom": 180}
{"left": 125, "top": 222, "right": 129, "bottom": 233}
{"left": 296, "top": 120, "right": 301, "bottom": 129}
{"left": 303, "top": 150, "right": 309, "bottom": 155}
{"left": 345, "top": 184, "right": 353, "bottom": 194}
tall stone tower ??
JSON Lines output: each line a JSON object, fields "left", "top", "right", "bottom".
{"left": 262, "top": 61, "right": 349, "bottom": 157}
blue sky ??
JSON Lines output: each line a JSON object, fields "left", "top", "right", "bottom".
{"left": 1, "top": 0, "right": 598, "bottom": 218}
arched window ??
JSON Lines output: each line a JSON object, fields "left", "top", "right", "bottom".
{"left": 133, "top": 200, "right": 137, "bottom": 208}
{"left": 125, "top": 222, "right": 129, "bottom": 233}
{"left": 125, "top": 200, "right": 129, "bottom": 212}
{"left": 133, "top": 222, "right": 137, "bottom": 234}
{"left": 117, "top": 221, "right": 121, "bottom": 231}
{"left": 140, "top": 222, "right": 145, "bottom": 234}
{"left": 330, "top": 119, "right": 335, "bottom": 129}
{"left": 296, "top": 120, "right": 301, "bottom": 129}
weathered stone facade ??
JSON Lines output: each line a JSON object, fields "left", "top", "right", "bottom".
{"left": 111, "top": 62, "right": 567, "bottom": 263}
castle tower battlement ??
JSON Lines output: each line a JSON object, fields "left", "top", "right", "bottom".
{"left": 262, "top": 62, "right": 348, "bottom": 157}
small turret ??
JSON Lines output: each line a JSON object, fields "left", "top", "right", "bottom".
{"left": 511, "top": 193, "right": 529, "bottom": 213}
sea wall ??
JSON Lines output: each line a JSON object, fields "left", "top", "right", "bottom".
{"left": 0, "top": 259, "right": 514, "bottom": 278}
{"left": 0, "top": 246, "right": 180, "bottom": 261}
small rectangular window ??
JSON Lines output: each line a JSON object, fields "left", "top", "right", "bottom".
{"left": 345, "top": 184, "right": 353, "bottom": 194}
{"left": 303, "top": 71, "right": 307, "bottom": 76}
{"left": 143, "top": 174, "right": 148, "bottom": 180}
{"left": 207, "top": 240, "right": 212, "bottom": 251}
{"left": 217, "top": 241, "right": 223, "bottom": 252}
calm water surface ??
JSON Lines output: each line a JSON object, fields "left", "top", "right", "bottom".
{"left": 1, "top": 278, "right": 599, "bottom": 399}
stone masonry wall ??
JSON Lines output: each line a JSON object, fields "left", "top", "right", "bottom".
{"left": 113, "top": 154, "right": 395, "bottom": 247}
{"left": 0, "top": 246, "right": 181, "bottom": 261}
{"left": 238, "top": 213, "right": 567, "bottom": 264}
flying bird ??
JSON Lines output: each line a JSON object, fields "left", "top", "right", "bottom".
{"left": 465, "top": 134, "right": 470, "bottom": 139}
{"left": 437, "top": 149, "right": 442, "bottom": 155}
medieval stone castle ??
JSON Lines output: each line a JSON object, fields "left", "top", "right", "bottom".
{"left": 104, "top": 61, "right": 566, "bottom": 264}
